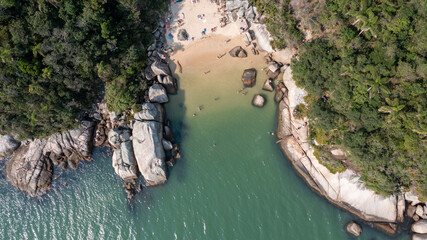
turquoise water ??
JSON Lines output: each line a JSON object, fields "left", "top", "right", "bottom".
{"left": 0, "top": 65, "right": 410, "bottom": 239}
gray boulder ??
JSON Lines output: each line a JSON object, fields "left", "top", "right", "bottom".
{"left": 237, "top": 7, "right": 245, "bottom": 18}
{"left": 267, "top": 69, "right": 280, "bottom": 79}
{"left": 262, "top": 78, "right": 274, "bottom": 91}
{"left": 346, "top": 221, "right": 362, "bottom": 237}
{"left": 413, "top": 220, "right": 427, "bottom": 234}
{"left": 6, "top": 121, "right": 95, "bottom": 197}
{"left": 229, "top": 46, "right": 247, "bottom": 58}
{"left": 151, "top": 60, "right": 171, "bottom": 76}
{"left": 144, "top": 66, "right": 156, "bottom": 80}
{"left": 241, "top": 68, "right": 257, "bottom": 87}
{"left": 226, "top": 0, "right": 246, "bottom": 11}
{"left": 108, "top": 129, "right": 138, "bottom": 180}
{"left": 177, "top": 29, "right": 189, "bottom": 41}
{"left": 246, "top": 6, "right": 256, "bottom": 22}
{"left": 0, "top": 135, "right": 20, "bottom": 160}
{"left": 132, "top": 120, "right": 167, "bottom": 186}
{"left": 149, "top": 84, "right": 169, "bottom": 103}
{"left": 159, "top": 75, "right": 178, "bottom": 94}
{"left": 134, "top": 103, "right": 164, "bottom": 122}
{"left": 252, "top": 94, "right": 265, "bottom": 107}
{"left": 162, "top": 139, "right": 173, "bottom": 151}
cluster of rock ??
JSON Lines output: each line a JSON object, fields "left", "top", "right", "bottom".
{"left": 0, "top": 135, "right": 20, "bottom": 160}
{"left": 407, "top": 202, "right": 427, "bottom": 239}
{"left": 3, "top": 121, "right": 95, "bottom": 197}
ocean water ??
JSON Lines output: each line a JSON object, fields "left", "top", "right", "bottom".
{"left": 0, "top": 61, "right": 411, "bottom": 239}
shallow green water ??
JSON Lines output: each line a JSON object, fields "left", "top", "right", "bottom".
{"left": 0, "top": 65, "right": 410, "bottom": 239}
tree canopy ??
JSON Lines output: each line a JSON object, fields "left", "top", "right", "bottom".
{"left": 0, "top": 0, "right": 167, "bottom": 139}
{"left": 259, "top": 0, "right": 426, "bottom": 198}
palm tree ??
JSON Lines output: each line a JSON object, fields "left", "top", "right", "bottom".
{"left": 348, "top": 1, "right": 380, "bottom": 38}
{"left": 366, "top": 70, "right": 390, "bottom": 98}
{"left": 378, "top": 98, "right": 405, "bottom": 122}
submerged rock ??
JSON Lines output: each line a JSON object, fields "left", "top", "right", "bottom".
{"left": 241, "top": 68, "right": 257, "bottom": 87}
{"left": 0, "top": 135, "right": 20, "bottom": 160}
{"left": 149, "top": 84, "right": 169, "bottom": 103}
{"left": 346, "top": 221, "right": 362, "bottom": 237}
{"left": 252, "top": 94, "right": 265, "bottom": 107}
{"left": 413, "top": 234, "right": 427, "bottom": 240}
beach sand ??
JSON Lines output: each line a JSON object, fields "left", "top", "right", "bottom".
{"left": 166, "top": 0, "right": 242, "bottom": 48}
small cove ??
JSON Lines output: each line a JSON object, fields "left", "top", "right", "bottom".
{"left": 0, "top": 36, "right": 411, "bottom": 239}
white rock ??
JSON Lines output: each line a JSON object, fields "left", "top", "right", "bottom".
{"left": 252, "top": 94, "right": 265, "bottom": 107}
{"left": 132, "top": 121, "right": 167, "bottom": 186}
{"left": 0, "top": 135, "right": 20, "bottom": 160}
{"left": 412, "top": 220, "right": 427, "bottom": 234}
{"left": 412, "top": 234, "right": 427, "bottom": 240}
{"left": 346, "top": 221, "right": 362, "bottom": 236}
{"left": 417, "top": 205, "right": 425, "bottom": 217}
{"left": 134, "top": 103, "right": 164, "bottom": 122}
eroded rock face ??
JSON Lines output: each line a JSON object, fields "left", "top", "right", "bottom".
{"left": 0, "top": 135, "right": 20, "bottom": 160}
{"left": 149, "top": 84, "right": 169, "bottom": 103}
{"left": 241, "top": 68, "right": 257, "bottom": 87}
{"left": 346, "top": 221, "right": 362, "bottom": 236}
{"left": 132, "top": 121, "right": 167, "bottom": 186}
{"left": 412, "top": 220, "right": 427, "bottom": 234}
{"left": 6, "top": 121, "right": 95, "bottom": 197}
{"left": 108, "top": 129, "right": 138, "bottom": 180}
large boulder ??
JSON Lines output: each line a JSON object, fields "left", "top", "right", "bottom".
{"left": 151, "top": 60, "right": 171, "bottom": 76}
{"left": 6, "top": 121, "right": 95, "bottom": 197}
{"left": 226, "top": 0, "right": 246, "bottom": 11}
{"left": 229, "top": 46, "right": 247, "bottom": 58}
{"left": 262, "top": 78, "right": 274, "bottom": 91}
{"left": 346, "top": 221, "right": 362, "bottom": 237}
{"left": 108, "top": 129, "right": 138, "bottom": 180}
{"left": 132, "top": 120, "right": 167, "bottom": 186}
{"left": 252, "top": 94, "right": 265, "bottom": 107}
{"left": 241, "top": 68, "right": 257, "bottom": 87}
{"left": 0, "top": 135, "right": 20, "bottom": 160}
{"left": 134, "top": 103, "right": 164, "bottom": 122}
{"left": 159, "top": 75, "right": 178, "bottom": 94}
{"left": 149, "top": 84, "right": 169, "bottom": 103}
{"left": 177, "top": 29, "right": 189, "bottom": 41}
{"left": 413, "top": 220, "right": 427, "bottom": 234}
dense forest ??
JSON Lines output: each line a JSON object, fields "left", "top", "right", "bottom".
{"left": 255, "top": 0, "right": 426, "bottom": 199}
{"left": 0, "top": 0, "right": 168, "bottom": 139}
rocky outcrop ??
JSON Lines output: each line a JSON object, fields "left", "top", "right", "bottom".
{"left": 6, "top": 121, "right": 95, "bottom": 197}
{"left": 262, "top": 78, "right": 274, "bottom": 91}
{"left": 0, "top": 135, "right": 20, "bottom": 160}
{"left": 252, "top": 94, "right": 265, "bottom": 107}
{"left": 134, "top": 103, "right": 164, "bottom": 122}
{"left": 149, "top": 84, "right": 169, "bottom": 103}
{"left": 132, "top": 105, "right": 167, "bottom": 186}
{"left": 346, "top": 221, "right": 362, "bottom": 236}
{"left": 229, "top": 46, "right": 247, "bottom": 58}
{"left": 108, "top": 129, "right": 138, "bottom": 180}
{"left": 241, "top": 68, "right": 257, "bottom": 87}
{"left": 277, "top": 70, "right": 400, "bottom": 224}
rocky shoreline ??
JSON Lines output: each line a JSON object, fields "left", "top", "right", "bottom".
{"left": 275, "top": 64, "right": 427, "bottom": 238}
{"left": 0, "top": 16, "right": 181, "bottom": 199}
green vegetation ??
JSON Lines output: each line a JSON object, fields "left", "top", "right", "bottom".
{"left": 250, "top": 0, "right": 303, "bottom": 49}
{"left": 0, "top": 0, "right": 168, "bottom": 139}
{"left": 293, "top": 103, "right": 308, "bottom": 119}
{"left": 285, "top": 0, "right": 427, "bottom": 198}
